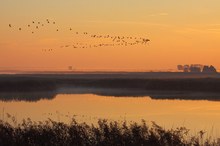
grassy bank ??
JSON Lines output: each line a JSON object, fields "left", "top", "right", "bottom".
{"left": 0, "top": 117, "right": 219, "bottom": 146}
{"left": 1, "top": 74, "right": 220, "bottom": 93}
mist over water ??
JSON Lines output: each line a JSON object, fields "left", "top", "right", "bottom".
{"left": 1, "top": 87, "right": 220, "bottom": 102}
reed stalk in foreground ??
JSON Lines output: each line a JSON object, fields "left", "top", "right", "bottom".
{"left": 1, "top": 116, "right": 220, "bottom": 146}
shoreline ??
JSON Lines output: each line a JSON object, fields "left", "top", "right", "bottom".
{"left": 0, "top": 73, "right": 220, "bottom": 93}
{"left": 1, "top": 73, "right": 220, "bottom": 92}
{"left": 1, "top": 73, "right": 220, "bottom": 101}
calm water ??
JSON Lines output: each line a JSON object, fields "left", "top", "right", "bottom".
{"left": 1, "top": 93, "right": 220, "bottom": 137}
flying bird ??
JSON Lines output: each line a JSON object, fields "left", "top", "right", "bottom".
{"left": 143, "top": 39, "right": 150, "bottom": 43}
{"left": 7, "top": 19, "right": 150, "bottom": 50}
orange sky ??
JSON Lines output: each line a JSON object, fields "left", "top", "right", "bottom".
{"left": 1, "top": 0, "right": 220, "bottom": 71}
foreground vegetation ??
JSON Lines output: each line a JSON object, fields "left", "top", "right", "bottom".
{"left": 0, "top": 117, "right": 220, "bottom": 146}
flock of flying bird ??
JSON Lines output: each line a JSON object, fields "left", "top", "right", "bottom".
{"left": 9, "top": 19, "right": 57, "bottom": 34}
{"left": 9, "top": 19, "right": 150, "bottom": 52}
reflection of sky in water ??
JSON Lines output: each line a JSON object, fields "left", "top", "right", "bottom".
{"left": 1, "top": 93, "right": 220, "bottom": 137}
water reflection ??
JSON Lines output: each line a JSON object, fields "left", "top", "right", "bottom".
{"left": 1, "top": 87, "right": 220, "bottom": 102}
{"left": 1, "top": 93, "right": 220, "bottom": 137}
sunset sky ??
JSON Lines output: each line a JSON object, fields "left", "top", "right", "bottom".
{"left": 1, "top": 0, "right": 220, "bottom": 71}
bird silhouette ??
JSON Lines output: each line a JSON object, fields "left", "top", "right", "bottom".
{"left": 143, "top": 39, "right": 150, "bottom": 45}
{"left": 8, "top": 19, "right": 150, "bottom": 51}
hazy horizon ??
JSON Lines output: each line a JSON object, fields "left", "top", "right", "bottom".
{"left": 1, "top": 0, "right": 220, "bottom": 71}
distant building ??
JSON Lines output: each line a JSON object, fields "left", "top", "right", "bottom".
{"left": 188, "top": 64, "right": 203, "bottom": 72}
{"left": 68, "top": 66, "right": 73, "bottom": 71}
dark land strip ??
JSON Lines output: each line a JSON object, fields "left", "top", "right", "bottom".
{"left": 1, "top": 73, "right": 220, "bottom": 101}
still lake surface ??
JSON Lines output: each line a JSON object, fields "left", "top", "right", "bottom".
{"left": 1, "top": 92, "right": 220, "bottom": 137}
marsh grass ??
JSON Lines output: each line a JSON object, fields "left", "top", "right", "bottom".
{"left": 1, "top": 116, "right": 220, "bottom": 146}
{"left": 1, "top": 74, "right": 220, "bottom": 93}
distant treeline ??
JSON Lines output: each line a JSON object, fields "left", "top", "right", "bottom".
{"left": 177, "top": 64, "right": 217, "bottom": 73}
